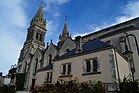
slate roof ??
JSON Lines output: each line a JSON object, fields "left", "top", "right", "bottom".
{"left": 37, "top": 63, "right": 53, "bottom": 72}
{"left": 54, "top": 39, "right": 109, "bottom": 60}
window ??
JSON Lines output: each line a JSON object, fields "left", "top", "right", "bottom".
{"left": 67, "top": 64, "right": 71, "bottom": 75}
{"left": 46, "top": 73, "right": 49, "bottom": 82}
{"left": 62, "top": 63, "right": 71, "bottom": 76}
{"left": 86, "top": 61, "right": 91, "bottom": 72}
{"left": 39, "top": 34, "right": 42, "bottom": 41}
{"left": 93, "top": 60, "right": 98, "bottom": 72}
{"left": 85, "top": 58, "right": 99, "bottom": 73}
{"left": 63, "top": 65, "right": 66, "bottom": 75}
{"left": 34, "top": 58, "right": 38, "bottom": 75}
{"left": 50, "top": 72, "right": 52, "bottom": 82}
{"left": 48, "top": 54, "right": 52, "bottom": 65}
{"left": 45, "top": 72, "right": 52, "bottom": 83}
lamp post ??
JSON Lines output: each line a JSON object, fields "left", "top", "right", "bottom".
{"left": 123, "top": 34, "right": 139, "bottom": 81}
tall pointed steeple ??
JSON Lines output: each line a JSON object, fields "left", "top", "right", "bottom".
{"left": 58, "top": 16, "right": 70, "bottom": 48}
{"left": 61, "top": 16, "right": 69, "bottom": 38}
{"left": 30, "top": 2, "right": 46, "bottom": 29}
{"left": 24, "top": 2, "right": 47, "bottom": 52}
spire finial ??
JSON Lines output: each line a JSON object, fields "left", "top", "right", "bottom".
{"left": 51, "top": 39, "right": 53, "bottom": 43}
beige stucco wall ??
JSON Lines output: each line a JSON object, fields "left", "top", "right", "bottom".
{"left": 35, "top": 70, "right": 52, "bottom": 86}
{"left": 114, "top": 51, "right": 130, "bottom": 80}
{"left": 101, "top": 30, "right": 139, "bottom": 79}
{"left": 53, "top": 49, "right": 114, "bottom": 83}
{"left": 86, "top": 30, "right": 139, "bottom": 80}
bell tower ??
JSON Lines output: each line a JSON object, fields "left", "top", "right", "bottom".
{"left": 18, "top": 3, "right": 46, "bottom": 62}
{"left": 24, "top": 3, "right": 46, "bottom": 53}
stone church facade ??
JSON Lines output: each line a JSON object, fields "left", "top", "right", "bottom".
{"left": 17, "top": 4, "right": 139, "bottom": 91}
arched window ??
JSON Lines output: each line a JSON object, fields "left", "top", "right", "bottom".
{"left": 63, "top": 65, "right": 66, "bottom": 75}
{"left": 67, "top": 64, "right": 71, "bottom": 75}
{"left": 34, "top": 58, "right": 38, "bottom": 75}
{"left": 50, "top": 72, "right": 52, "bottom": 82}
{"left": 48, "top": 54, "right": 52, "bottom": 65}
{"left": 40, "top": 34, "right": 42, "bottom": 41}
{"left": 93, "top": 60, "right": 98, "bottom": 72}
{"left": 86, "top": 61, "right": 91, "bottom": 72}
{"left": 36, "top": 33, "right": 39, "bottom": 40}
{"left": 46, "top": 73, "right": 49, "bottom": 82}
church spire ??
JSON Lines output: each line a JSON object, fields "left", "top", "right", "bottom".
{"left": 58, "top": 16, "right": 70, "bottom": 48}
{"left": 61, "top": 16, "right": 69, "bottom": 38}
{"left": 30, "top": 2, "right": 46, "bottom": 29}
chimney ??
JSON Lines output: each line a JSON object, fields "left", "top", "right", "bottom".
{"left": 75, "top": 36, "right": 82, "bottom": 53}
{"left": 0, "top": 72, "right": 2, "bottom": 76}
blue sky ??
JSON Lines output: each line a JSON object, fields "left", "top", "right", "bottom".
{"left": 0, "top": 0, "right": 139, "bottom": 75}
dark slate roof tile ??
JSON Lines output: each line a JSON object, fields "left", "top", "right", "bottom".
{"left": 37, "top": 63, "right": 53, "bottom": 72}
{"left": 55, "top": 39, "right": 109, "bottom": 59}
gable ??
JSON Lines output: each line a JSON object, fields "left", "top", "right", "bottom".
{"left": 44, "top": 43, "right": 58, "bottom": 66}
{"left": 44, "top": 43, "right": 58, "bottom": 56}
{"left": 55, "top": 39, "right": 110, "bottom": 61}
{"left": 59, "top": 37, "right": 76, "bottom": 56}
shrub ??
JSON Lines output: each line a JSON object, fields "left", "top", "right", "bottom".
{"left": 119, "top": 77, "right": 139, "bottom": 93}
{"left": 32, "top": 79, "right": 105, "bottom": 93}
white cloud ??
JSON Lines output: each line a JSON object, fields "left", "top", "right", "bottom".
{"left": 0, "top": 0, "right": 27, "bottom": 75}
{"left": 46, "top": 20, "right": 56, "bottom": 36}
{"left": 43, "top": 0, "right": 70, "bottom": 42}
{"left": 44, "top": 0, "right": 70, "bottom": 16}
{"left": 44, "top": 0, "right": 70, "bottom": 6}
{"left": 80, "top": 0, "right": 139, "bottom": 38}
{"left": 116, "top": 0, "right": 139, "bottom": 23}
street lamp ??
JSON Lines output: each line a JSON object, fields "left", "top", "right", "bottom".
{"left": 122, "top": 34, "right": 139, "bottom": 81}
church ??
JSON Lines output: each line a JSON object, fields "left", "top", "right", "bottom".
{"left": 16, "top": 3, "right": 139, "bottom": 91}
